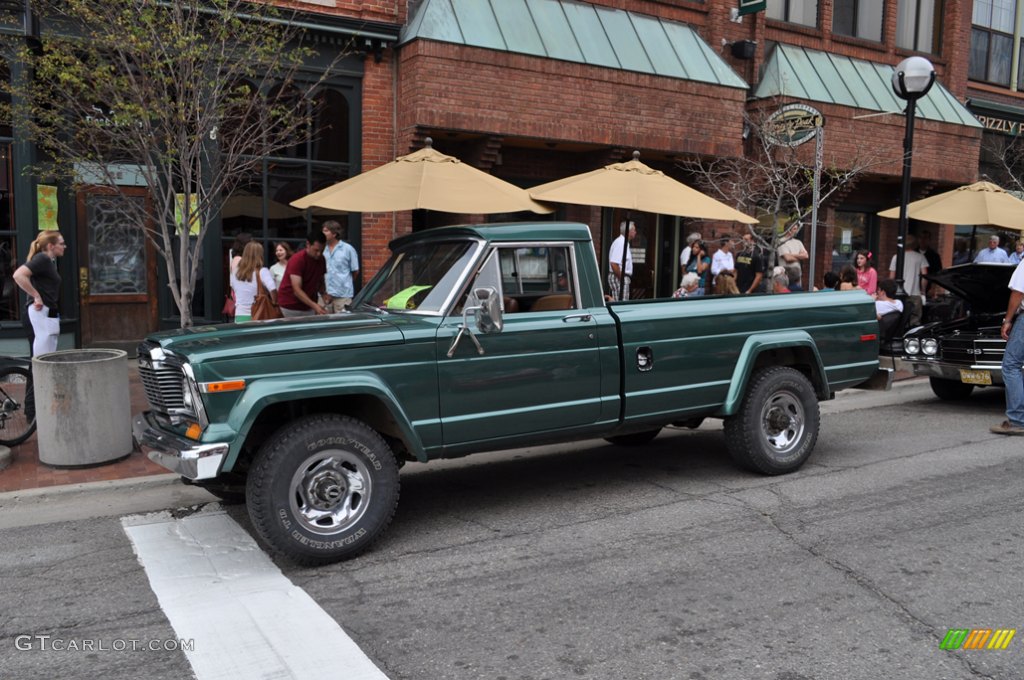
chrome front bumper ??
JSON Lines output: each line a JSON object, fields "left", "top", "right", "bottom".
{"left": 132, "top": 411, "right": 228, "bottom": 480}
{"left": 905, "top": 359, "right": 1005, "bottom": 386}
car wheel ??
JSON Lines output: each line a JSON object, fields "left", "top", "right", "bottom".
{"left": 928, "top": 377, "right": 975, "bottom": 401}
{"left": 604, "top": 428, "right": 661, "bottom": 446}
{"left": 247, "top": 414, "right": 400, "bottom": 566}
{"left": 724, "top": 366, "right": 819, "bottom": 475}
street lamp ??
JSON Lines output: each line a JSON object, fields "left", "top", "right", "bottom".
{"left": 891, "top": 56, "right": 935, "bottom": 297}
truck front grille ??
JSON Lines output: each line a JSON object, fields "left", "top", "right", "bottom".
{"left": 137, "top": 342, "right": 185, "bottom": 416}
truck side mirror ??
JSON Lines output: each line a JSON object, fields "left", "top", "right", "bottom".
{"left": 473, "top": 287, "right": 503, "bottom": 334}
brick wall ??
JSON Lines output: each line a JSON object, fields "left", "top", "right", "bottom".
{"left": 398, "top": 41, "right": 748, "bottom": 160}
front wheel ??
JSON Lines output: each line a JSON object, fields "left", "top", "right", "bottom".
{"left": 929, "top": 377, "right": 975, "bottom": 401}
{"left": 0, "top": 367, "right": 36, "bottom": 447}
{"left": 246, "top": 414, "right": 400, "bottom": 565}
{"left": 724, "top": 366, "right": 819, "bottom": 475}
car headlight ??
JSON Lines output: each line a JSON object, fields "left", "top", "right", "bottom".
{"left": 922, "top": 338, "right": 938, "bottom": 356}
{"left": 904, "top": 338, "right": 920, "bottom": 354}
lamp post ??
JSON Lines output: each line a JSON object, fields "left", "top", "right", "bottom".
{"left": 891, "top": 56, "right": 935, "bottom": 297}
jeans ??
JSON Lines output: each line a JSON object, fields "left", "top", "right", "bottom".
{"left": 1002, "top": 316, "right": 1024, "bottom": 426}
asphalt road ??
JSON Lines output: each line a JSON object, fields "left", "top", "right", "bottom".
{"left": 2, "top": 378, "right": 1023, "bottom": 680}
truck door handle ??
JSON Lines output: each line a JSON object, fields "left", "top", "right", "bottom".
{"left": 562, "top": 313, "right": 592, "bottom": 323}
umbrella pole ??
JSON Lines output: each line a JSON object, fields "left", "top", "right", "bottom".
{"left": 619, "top": 211, "right": 631, "bottom": 301}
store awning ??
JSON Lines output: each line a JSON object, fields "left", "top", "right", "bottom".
{"left": 401, "top": 0, "right": 748, "bottom": 90}
{"left": 754, "top": 44, "right": 981, "bottom": 128}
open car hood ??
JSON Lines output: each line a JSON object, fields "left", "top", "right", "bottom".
{"left": 926, "top": 262, "right": 1016, "bottom": 314}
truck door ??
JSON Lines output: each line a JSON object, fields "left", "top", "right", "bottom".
{"left": 437, "top": 244, "right": 603, "bottom": 445}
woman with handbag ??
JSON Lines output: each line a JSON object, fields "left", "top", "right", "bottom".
{"left": 229, "top": 241, "right": 276, "bottom": 323}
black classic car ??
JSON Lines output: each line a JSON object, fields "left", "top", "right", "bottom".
{"left": 900, "top": 263, "right": 1017, "bottom": 400}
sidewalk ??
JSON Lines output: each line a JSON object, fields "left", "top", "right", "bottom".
{"left": 0, "top": 359, "right": 166, "bottom": 493}
{"left": 0, "top": 355, "right": 919, "bottom": 495}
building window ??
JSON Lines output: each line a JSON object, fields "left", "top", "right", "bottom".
{"left": 220, "top": 83, "right": 355, "bottom": 300}
{"left": 970, "top": 0, "right": 1017, "bottom": 86}
{"left": 833, "top": 0, "right": 884, "bottom": 41}
{"left": 766, "top": 0, "right": 818, "bottom": 27}
{"left": 896, "top": 0, "right": 943, "bottom": 53}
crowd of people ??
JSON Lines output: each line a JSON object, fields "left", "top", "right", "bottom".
{"left": 613, "top": 223, "right": 958, "bottom": 335}
{"left": 226, "top": 219, "right": 360, "bottom": 322}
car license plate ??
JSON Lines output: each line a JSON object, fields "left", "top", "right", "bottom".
{"left": 960, "top": 369, "right": 992, "bottom": 385}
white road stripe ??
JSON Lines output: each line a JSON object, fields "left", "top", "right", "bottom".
{"left": 122, "top": 509, "right": 388, "bottom": 680}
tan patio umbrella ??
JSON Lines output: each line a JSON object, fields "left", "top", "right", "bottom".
{"left": 291, "top": 138, "right": 553, "bottom": 215}
{"left": 529, "top": 151, "right": 758, "bottom": 224}
{"left": 878, "top": 181, "right": 1024, "bottom": 230}
{"left": 223, "top": 194, "right": 303, "bottom": 220}
{"left": 530, "top": 151, "right": 757, "bottom": 299}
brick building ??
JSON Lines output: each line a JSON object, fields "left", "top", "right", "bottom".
{"left": 0, "top": 0, "right": 997, "bottom": 351}
{"left": 328, "top": 0, "right": 985, "bottom": 297}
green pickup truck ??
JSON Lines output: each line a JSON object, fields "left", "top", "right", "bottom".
{"left": 133, "top": 223, "right": 886, "bottom": 564}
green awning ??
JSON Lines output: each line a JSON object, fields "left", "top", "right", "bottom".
{"left": 401, "top": 0, "right": 748, "bottom": 90}
{"left": 754, "top": 44, "right": 981, "bottom": 128}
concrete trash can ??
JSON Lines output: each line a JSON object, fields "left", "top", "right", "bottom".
{"left": 33, "top": 349, "right": 133, "bottom": 467}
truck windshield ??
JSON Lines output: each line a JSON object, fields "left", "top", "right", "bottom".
{"left": 356, "top": 240, "right": 478, "bottom": 313}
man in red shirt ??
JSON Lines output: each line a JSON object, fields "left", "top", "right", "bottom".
{"left": 277, "top": 230, "right": 327, "bottom": 317}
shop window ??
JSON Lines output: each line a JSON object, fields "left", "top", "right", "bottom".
{"left": 970, "top": 0, "right": 1017, "bottom": 86}
{"left": 833, "top": 0, "right": 883, "bottom": 40}
{"left": 832, "top": 210, "right": 876, "bottom": 273}
{"left": 312, "top": 89, "right": 349, "bottom": 163}
{"left": 0, "top": 143, "right": 16, "bottom": 322}
{"left": 896, "top": 0, "right": 944, "bottom": 53}
{"left": 767, "top": 0, "right": 818, "bottom": 27}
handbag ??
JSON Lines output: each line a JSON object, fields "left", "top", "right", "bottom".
{"left": 251, "top": 273, "right": 282, "bottom": 321}
{"left": 221, "top": 291, "right": 236, "bottom": 319}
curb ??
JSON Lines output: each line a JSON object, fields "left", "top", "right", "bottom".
{"left": 0, "top": 472, "right": 181, "bottom": 502}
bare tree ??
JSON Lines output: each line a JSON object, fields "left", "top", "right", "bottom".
{"left": 681, "top": 103, "right": 895, "bottom": 259}
{"left": 980, "top": 132, "right": 1024, "bottom": 194}
{"left": 1, "top": 0, "right": 348, "bottom": 326}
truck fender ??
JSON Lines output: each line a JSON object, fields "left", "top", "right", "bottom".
{"left": 716, "top": 332, "right": 828, "bottom": 417}
{"left": 220, "top": 371, "right": 428, "bottom": 470}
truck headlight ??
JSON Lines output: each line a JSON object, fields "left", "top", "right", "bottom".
{"left": 904, "top": 338, "right": 920, "bottom": 354}
{"left": 922, "top": 338, "right": 938, "bottom": 356}
{"left": 180, "top": 364, "right": 209, "bottom": 428}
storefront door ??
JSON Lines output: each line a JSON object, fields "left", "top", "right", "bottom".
{"left": 76, "top": 187, "right": 158, "bottom": 350}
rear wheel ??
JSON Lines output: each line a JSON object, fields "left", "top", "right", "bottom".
{"left": 929, "top": 377, "right": 975, "bottom": 401}
{"left": 247, "top": 414, "right": 400, "bottom": 565}
{"left": 0, "top": 367, "right": 35, "bottom": 446}
{"left": 724, "top": 366, "right": 819, "bottom": 475}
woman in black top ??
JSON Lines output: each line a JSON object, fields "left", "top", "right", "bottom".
{"left": 13, "top": 231, "right": 66, "bottom": 356}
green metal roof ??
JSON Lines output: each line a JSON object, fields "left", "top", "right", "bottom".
{"left": 754, "top": 44, "right": 981, "bottom": 128}
{"left": 401, "top": 0, "right": 748, "bottom": 90}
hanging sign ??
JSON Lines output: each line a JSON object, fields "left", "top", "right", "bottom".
{"left": 762, "top": 104, "right": 825, "bottom": 147}
{"left": 738, "top": 0, "right": 766, "bottom": 15}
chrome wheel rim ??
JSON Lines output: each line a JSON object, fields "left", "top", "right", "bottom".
{"left": 759, "top": 389, "right": 805, "bottom": 456}
{"left": 289, "top": 450, "right": 371, "bottom": 535}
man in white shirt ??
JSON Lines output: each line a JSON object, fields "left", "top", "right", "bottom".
{"left": 711, "top": 238, "right": 735, "bottom": 287}
{"left": 974, "top": 234, "right": 1010, "bottom": 263}
{"left": 608, "top": 220, "right": 636, "bottom": 300}
{"left": 888, "top": 234, "right": 928, "bottom": 327}
{"left": 776, "top": 222, "right": 809, "bottom": 287}
{"left": 874, "top": 279, "right": 903, "bottom": 319}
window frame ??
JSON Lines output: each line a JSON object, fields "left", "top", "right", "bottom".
{"left": 766, "top": 0, "right": 819, "bottom": 27}
{"left": 896, "top": 0, "right": 945, "bottom": 54}
{"left": 832, "top": 0, "right": 884, "bottom": 42}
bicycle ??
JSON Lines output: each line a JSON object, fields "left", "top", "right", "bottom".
{"left": 0, "top": 356, "right": 35, "bottom": 446}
